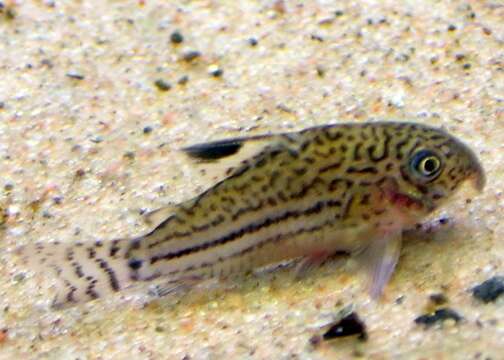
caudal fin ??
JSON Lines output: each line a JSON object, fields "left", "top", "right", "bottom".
{"left": 16, "top": 238, "right": 138, "bottom": 307}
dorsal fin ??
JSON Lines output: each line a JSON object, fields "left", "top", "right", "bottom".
{"left": 181, "top": 134, "right": 284, "bottom": 183}
{"left": 182, "top": 138, "right": 249, "bottom": 161}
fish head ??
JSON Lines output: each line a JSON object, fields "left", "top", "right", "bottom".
{"left": 397, "top": 125, "right": 485, "bottom": 212}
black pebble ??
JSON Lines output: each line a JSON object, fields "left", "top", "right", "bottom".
{"left": 472, "top": 276, "right": 504, "bottom": 303}
{"left": 429, "top": 293, "right": 448, "bottom": 305}
{"left": 248, "top": 37, "right": 258, "bottom": 46}
{"left": 182, "top": 50, "right": 201, "bottom": 62}
{"left": 170, "top": 30, "right": 184, "bottom": 44}
{"left": 143, "top": 126, "right": 153, "bottom": 134}
{"left": 323, "top": 312, "right": 367, "bottom": 341}
{"left": 414, "top": 308, "right": 462, "bottom": 327}
{"left": 209, "top": 68, "right": 223, "bottom": 77}
{"left": 154, "top": 79, "right": 172, "bottom": 91}
{"left": 66, "top": 72, "right": 85, "bottom": 80}
{"left": 177, "top": 75, "right": 189, "bottom": 85}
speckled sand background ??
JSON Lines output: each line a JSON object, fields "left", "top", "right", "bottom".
{"left": 0, "top": 1, "right": 503, "bottom": 359}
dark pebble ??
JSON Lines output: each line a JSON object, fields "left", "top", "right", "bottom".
{"left": 447, "top": 24, "right": 457, "bottom": 31}
{"left": 316, "top": 65, "right": 325, "bottom": 77}
{"left": 429, "top": 293, "right": 448, "bottom": 305}
{"left": 154, "top": 79, "right": 172, "bottom": 91}
{"left": 472, "top": 276, "right": 504, "bottom": 303}
{"left": 177, "top": 75, "right": 189, "bottom": 85}
{"left": 170, "top": 30, "right": 184, "bottom": 44}
{"left": 3, "top": 6, "right": 15, "bottom": 20}
{"left": 455, "top": 54, "right": 466, "bottom": 62}
{"left": 52, "top": 196, "right": 63, "bottom": 205}
{"left": 463, "top": 63, "right": 472, "bottom": 70}
{"left": 123, "top": 151, "right": 136, "bottom": 160}
{"left": 414, "top": 308, "right": 462, "bottom": 327}
{"left": 75, "top": 169, "right": 86, "bottom": 178}
{"left": 323, "top": 312, "right": 367, "bottom": 341}
{"left": 182, "top": 50, "right": 201, "bottom": 62}
{"left": 0, "top": 101, "right": 4, "bottom": 109}
{"left": 66, "top": 72, "right": 85, "bottom": 80}
{"left": 209, "top": 67, "right": 223, "bottom": 77}
{"left": 334, "top": 10, "right": 344, "bottom": 17}
{"left": 143, "top": 126, "right": 153, "bottom": 134}
{"left": 248, "top": 37, "right": 258, "bottom": 46}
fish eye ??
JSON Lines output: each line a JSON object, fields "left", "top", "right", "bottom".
{"left": 410, "top": 150, "right": 442, "bottom": 181}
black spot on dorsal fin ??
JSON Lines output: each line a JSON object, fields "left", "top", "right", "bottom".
{"left": 182, "top": 138, "right": 246, "bottom": 161}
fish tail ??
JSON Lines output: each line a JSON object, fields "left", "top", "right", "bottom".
{"left": 16, "top": 237, "right": 143, "bottom": 307}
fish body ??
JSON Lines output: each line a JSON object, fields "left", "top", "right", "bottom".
{"left": 19, "top": 121, "right": 485, "bottom": 306}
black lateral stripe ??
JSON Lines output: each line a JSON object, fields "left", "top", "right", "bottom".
{"left": 148, "top": 174, "right": 330, "bottom": 249}
{"left": 173, "top": 218, "right": 338, "bottom": 276}
{"left": 149, "top": 199, "right": 342, "bottom": 264}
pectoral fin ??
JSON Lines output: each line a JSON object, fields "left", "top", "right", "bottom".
{"left": 295, "top": 250, "right": 331, "bottom": 279}
{"left": 360, "top": 230, "right": 403, "bottom": 299}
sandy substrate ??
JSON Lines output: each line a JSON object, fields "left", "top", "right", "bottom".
{"left": 0, "top": 1, "right": 503, "bottom": 359}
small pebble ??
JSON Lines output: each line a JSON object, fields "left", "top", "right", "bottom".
{"left": 429, "top": 293, "right": 448, "bottom": 305}
{"left": 472, "top": 276, "right": 504, "bottom": 303}
{"left": 455, "top": 54, "right": 466, "bottom": 62}
{"left": 75, "top": 169, "right": 86, "bottom": 178}
{"left": 123, "top": 151, "right": 136, "bottom": 160}
{"left": 0, "top": 101, "right": 5, "bottom": 109}
{"left": 248, "top": 37, "right": 258, "bottom": 46}
{"left": 170, "top": 30, "right": 184, "bottom": 44}
{"left": 52, "top": 196, "right": 63, "bottom": 205}
{"left": 447, "top": 24, "right": 457, "bottom": 31}
{"left": 322, "top": 312, "right": 367, "bottom": 341}
{"left": 177, "top": 75, "right": 189, "bottom": 85}
{"left": 182, "top": 50, "right": 201, "bottom": 62}
{"left": 316, "top": 65, "right": 325, "bottom": 78}
{"left": 154, "top": 79, "right": 172, "bottom": 91}
{"left": 66, "top": 71, "right": 85, "bottom": 80}
{"left": 143, "top": 126, "right": 153, "bottom": 134}
{"left": 1, "top": 5, "right": 15, "bottom": 20}
{"left": 0, "top": 329, "right": 7, "bottom": 344}
{"left": 208, "top": 64, "right": 223, "bottom": 77}
{"left": 414, "top": 308, "right": 462, "bottom": 327}
{"left": 90, "top": 135, "right": 103, "bottom": 143}
{"left": 13, "top": 273, "right": 25, "bottom": 283}
{"left": 310, "top": 34, "right": 324, "bottom": 42}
